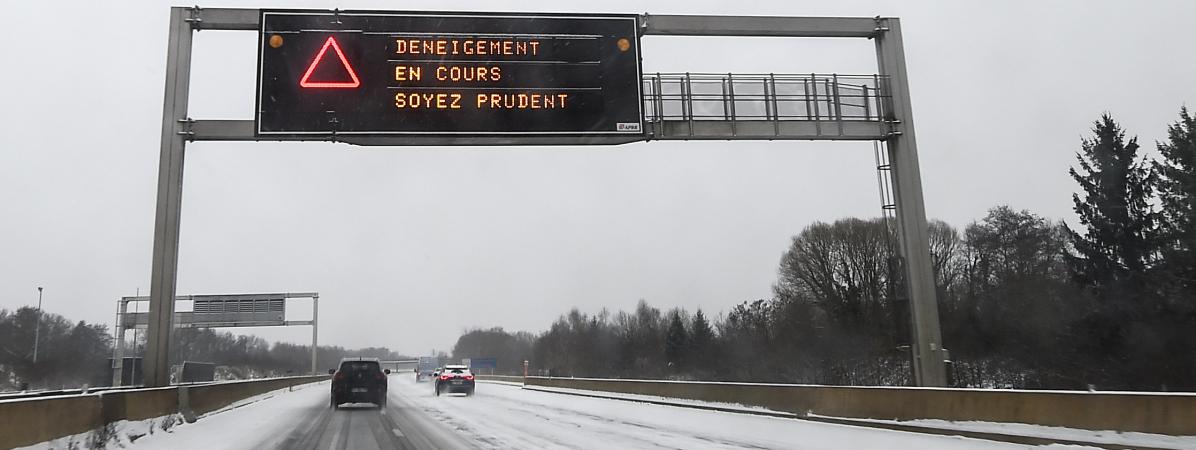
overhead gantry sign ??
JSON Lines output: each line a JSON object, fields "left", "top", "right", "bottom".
{"left": 143, "top": 7, "right": 949, "bottom": 389}
{"left": 256, "top": 11, "right": 643, "bottom": 140}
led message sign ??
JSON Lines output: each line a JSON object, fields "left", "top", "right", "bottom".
{"left": 255, "top": 10, "right": 644, "bottom": 138}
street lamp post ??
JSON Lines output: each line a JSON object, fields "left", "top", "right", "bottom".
{"left": 33, "top": 287, "right": 43, "bottom": 364}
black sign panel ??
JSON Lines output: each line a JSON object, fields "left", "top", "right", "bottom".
{"left": 255, "top": 10, "right": 643, "bottom": 138}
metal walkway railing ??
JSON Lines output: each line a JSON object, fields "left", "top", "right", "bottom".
{"left": 641, "top": 73, "right": 892, "bottom": 140}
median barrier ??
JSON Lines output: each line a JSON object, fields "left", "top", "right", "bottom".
{"left": 0, "top": 375, "right": 326, "bottom": 449}
{"left": 524, "top": 376, "right": 1196, "bottom": 436}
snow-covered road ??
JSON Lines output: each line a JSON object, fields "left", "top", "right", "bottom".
{"left": 130, "top": 375, "right": 1061, "bottom": 449}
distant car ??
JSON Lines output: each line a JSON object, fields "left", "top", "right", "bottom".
{"left": 435, "top": 364, "right": 475, "bottom": 396}
{"left": 416, "top": 356, "right": 440, "bottom": 382}
{"left": 330, "top": 357, "right": 390, "bottom": 409}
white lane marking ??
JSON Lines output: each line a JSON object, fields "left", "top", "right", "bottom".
{"left": 328, "top": 414, "right": 342, "bottom": 450}
{"left": 328, "top": 430, "right": 340, "bottom": 450}
{"left": 392, "top": 428, "right": 405, "bottom": 437}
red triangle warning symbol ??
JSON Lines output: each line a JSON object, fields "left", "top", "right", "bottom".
{"left": 299, "top": 36, "right": 361, "bottom": 88}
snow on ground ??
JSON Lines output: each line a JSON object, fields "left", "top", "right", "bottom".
{"left": 16, "top": 415, "right": 182, "bottom": 450}
{"left": 53, "top": 375, "right": 1133, "bottom": 449}
{"left": 822, "top": 416, "right": 1196, "bottom": 450}
{"left": 391, "top": 376, "right": 1064, "bottom": 449}
{"left": 519, "top": 384, "right": 796, "bottom": 416}
{"left": 522, "top": 383, "right": 1193, "bottom": 449}
{"left": 129, "top": 381, "right": 329, "bottom": 450}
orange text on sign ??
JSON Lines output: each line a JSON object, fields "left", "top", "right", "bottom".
{"left": 395, "top": 66, "right": 503, "bottom": 82}
{"left": 390, "top": 92, "right": 571, "bottom": 110}
{"left": 394, "top": 92, "right": 464, "bottom": 109}
{"left": 395, "top": 39, "right": 541, "bottom": 56}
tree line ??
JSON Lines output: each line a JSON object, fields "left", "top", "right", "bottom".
{"left": 0, "top": 307, "right": 112, "bottom": 390}
{"left": 170, "top": 328, "right": 410, "bottom": 379}
{"left": 0, "top": 306, "right": 411, "bottom": 390}
{"left": 450, "top": 108, "right": 1196, "bottom": 391}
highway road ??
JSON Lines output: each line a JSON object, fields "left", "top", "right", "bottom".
{"left": 271, "top": 390, "right": 472, "bottom": 450}
{"left": 131, "top": 376, "right": 1043, "bottom": 450}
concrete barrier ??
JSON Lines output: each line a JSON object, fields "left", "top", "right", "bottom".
{"left": 0, "top": 394, "right": 102, "bottom": 450}
{"left": 524, "top": 376, "right": 1196, "bottom": 436}
{"left": 107, "top": 386, "right": 179, "bottom": 423}
{"left": 189, "top": 376, "right": 323, "bottom": 415}
{"left": 0, "top": 376, "right": 326, "bottom": 450}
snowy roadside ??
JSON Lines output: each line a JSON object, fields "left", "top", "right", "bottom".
{"left": 814, "top": 416, "right": 1196, "bottom": 450}
{"left": 520, "top": 384, "right": 798, "bottom": 417}
{"left": 520, "top": 384, "right": 1189, "bottom": 449}
{"left": 14, "top": 381, "right": 327, "bottom": 450}
{"left": 129, "top": 380, "right": 328, "bottom": 450}
{"left": 15, "top": 415, "right": 185, "bottom": 450}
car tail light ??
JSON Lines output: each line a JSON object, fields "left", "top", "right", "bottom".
{"left": 464, "top": 375, "right": 474, "bottom": 381}
{"left": 439, "top": 375, "right": 450, "bottom": 381}
{"left": 333, "top": 372, "right": 344, "bottom": 381}
{"left": 376, "top": 373, "right": 386, "bottom": 380}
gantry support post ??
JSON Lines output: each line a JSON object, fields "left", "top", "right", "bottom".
{"left": 144, "top": 6, "right": 194, "bottom": 387}
{"left": 874, "top": 17, "right": 948, "bottom": 387}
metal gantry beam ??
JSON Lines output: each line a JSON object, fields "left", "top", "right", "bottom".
{"left": 641, "top": 14, "right": 881, "bottom": 37}
{"left": 171, "top": 9, "right": 888, "bottom": 36}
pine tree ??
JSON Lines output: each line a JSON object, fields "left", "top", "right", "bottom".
{"left": 1154, "top": 107, "right": 1196, "bottom": 297}
{"left": 664, "top": 310, "right": 689, "bottom": 374}
{"left": 1064, "top": 114, "right": 1159, "bottom": 298}
{"left": 689, "top": 309, "right": 715, "bottom": 374}
{"left": 1064, "top": 114, "right": 1162, "bottom": 389}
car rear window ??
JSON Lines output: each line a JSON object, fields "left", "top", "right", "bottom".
{"left": 340, "top": 361, "right": 381, "bottom": 374}
{"left": 448, "top": 369, "right": 468, "bottom": 374}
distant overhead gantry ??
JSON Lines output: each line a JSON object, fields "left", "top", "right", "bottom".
{"left": 114, "top": 292, "right": 319, "bottom": 385}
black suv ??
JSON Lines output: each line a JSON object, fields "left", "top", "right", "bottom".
{"left": 330, "top": 357, "right": 390, "bottom": 409}
{"left": 434, "top": 365, "right": 475, "bottom": 396}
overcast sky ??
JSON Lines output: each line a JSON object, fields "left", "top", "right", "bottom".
{"left": 1, "top": 0, "right": 1194, "bottom": 356}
